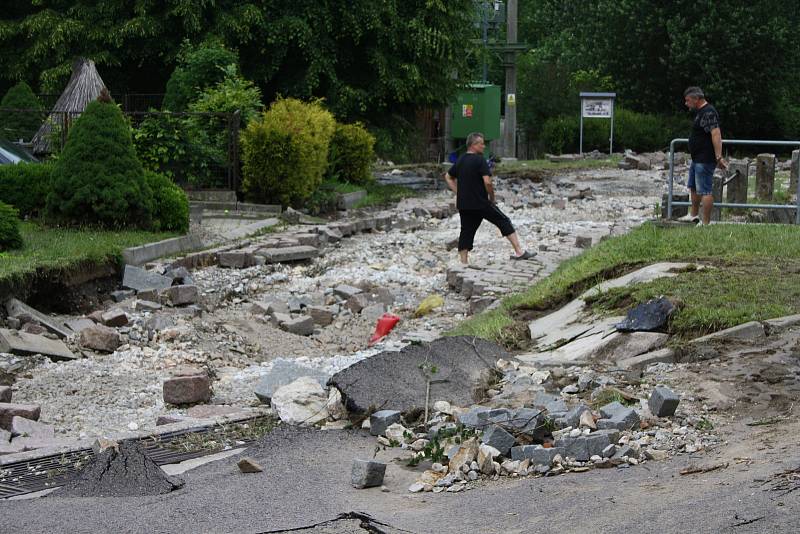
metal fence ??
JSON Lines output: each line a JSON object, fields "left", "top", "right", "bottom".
{"left": 0, "top": 107, "right": 241, "bottom": 190}
{"left": 667, "top": 138, "right": 800, "bottom": 224}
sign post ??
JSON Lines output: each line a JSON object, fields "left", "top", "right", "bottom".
{"left": 579, "top": 92, "right": 616, "bottom": 155}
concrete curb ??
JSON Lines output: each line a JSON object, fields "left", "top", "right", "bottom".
{"left": 122, "top": 234, "right": 205, "bottom": 266}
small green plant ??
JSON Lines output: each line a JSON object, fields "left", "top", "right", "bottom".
{"left": 407, "top": 424, "right": 478, "bottom": 467}
{"left": 0, "top": 201, "right": 23, "bottom": 251}
{"left": 144, "top": 171, "right": 189, "bottom": 233}
{"left": 0, "top": 161, "right": 54, "bottom": 217}
{"left": 695, "top": 417, "right": 714, "bottom": 431}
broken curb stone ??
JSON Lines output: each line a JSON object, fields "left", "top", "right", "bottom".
{"left": 162, "top": 285, "right": 199, "bottom": 306}
{"left": 122, "top": 265, "right": 173, "bottom": 292}
{"left": 110, "top": 289, "right": 135, "bottom": 302}
{"left": 0, "top": 328, "right": 77, "bottom": 361}
{"left": 510, "top": 446, "right": 565, "bottom": 465}
{"left": 280, "top": 315, "right": 314, "bottom": 336}
{"left": 351, "top": 459, "right": 386, "bottom": 489}
{"left": 0, "top": 403, "right": 41, "bottom": 430}
{"left": 79, "top": 324, "right": 122, "bottom": 353}
{"left": 333, "top": 285, "right": 362, "bottom": 300}
{"left": 10, "top": 416, "right": 55, "bottom": 439}
{"left": 163, "top": 368, "right": 211, "bottom": 405}
{"left": 238, "top": 457, "right": 264, "bottom": 473}
{"left": 370, "top": 410, "right": 402, "bottom": 437}
{"left": 649, "top": 386, "right": 680, "bottom": 417}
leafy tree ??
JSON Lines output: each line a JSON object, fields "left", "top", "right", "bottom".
{"left": 163, "top": 41, "right": 239, "bottom": 112}
{"left": 0, "top": 81, "right": 44, "bottom": 142}
{"left": 47, "top": 94, "right": 153, "bottom": 228}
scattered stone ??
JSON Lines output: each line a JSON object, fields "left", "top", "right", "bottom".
{"left": 644, "top": 449, "right": 669, "bottom": 461}
{"left": 218, "top": 251, "right": 255, "bottom": 269}
{"left": 649, "top": 386, "right": 680, "bottom": 417}
{"left": 270, "top": 377, "right": 330, "bottom": 426}
{"left": 351, "top": 459, "right": 386, "bottom": 489}
{"left": 253, "top": 360, "right": 330, "bottom": 404}
{"left": 0, "top": 328, "right": 77, "bottom": 361}
{"left": 251, "top": 301, "right": 290, "bottom": 316}
{"left": 79, "top": 324, "right": 122, "bottom": 353}
{"left": 408, "top": 482, "right": 426, "bottom": 493}
{"left": 238, "top": 457, "right": 264, "bottom": 473}
{"left": 0, "top": 403, "right": 41, "bottom": 430}
{"left": 134, "top": 300, "right": 162, "bottom": 312}
{"left": 258, "top": 246, "right": 319, "bottom": 263}
{"left": 575, "top": 236, "right": 592, "bottom": 249}
{"left": 162, "top": 285, "right": 199, "bottom": 306}
{"left": 307, "top": 305, "right": 336, "bottom": 326}
{"left": 449, "top": 438, "right": 479, "bottom": 473}
{"left": 122, "top": 265, "right": 173, "bottom": 292}
{"left": 333, "top": 285, "right": 362, "bottom": 299}
{"left": 279, "top": 315, "right": 314, "bottom": 336}
{"left": 5, "top": 298, "right": 72, "bottom": 339}
{"left": 510, "top": 446, "right": 564, "bottom": 465}
{"left": 596, "top": 406, "right": 640, "bottom": 431}
{"left": 58, "top": 440, "right": 184, "bottom": 497}
{"left": 110, "top": 289, "right": 135, "bottom": 302}
{"left": 384, "top": 423, "right": 411, "bottom": 444}
{"left": 0, "top": 386, "right": 10, "bottom": 403}
{"left": 370, "top": 410, "right": 402, "bottom": 437}
{"left": 165, "top": 266, "right": 194, "bottom": 285}
{"left": 564, "top": 404, "right": 590, "bottom": 428}
{"left": 602, "top": 444, "right": 616, "bottom": 458}
{"left": 101, "top": 309, "right": 129, "bottom": 327}
{"left": 615, "top": 297, "right": 675, "bottom": 332}
{"left": 163, "top": 368, "right": 211, "bottom": 405}
{"left": 481, "top": 425, "right": 516, "bottom": 456}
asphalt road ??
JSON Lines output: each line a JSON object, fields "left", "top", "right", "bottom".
{"left": 1, "top": 424, "right": 797, "bottom": 533}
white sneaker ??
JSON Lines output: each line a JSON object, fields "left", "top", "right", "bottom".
{"left": 677, "top": 213, "right": 700, "bottom": 224}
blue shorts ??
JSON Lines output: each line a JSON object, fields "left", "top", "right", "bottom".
{"left": 687, "top": 161, "right": 716, "bottom": 196}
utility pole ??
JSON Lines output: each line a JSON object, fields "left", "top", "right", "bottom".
{"left": 502, "top": 0, "right": 517, "bottom": 158}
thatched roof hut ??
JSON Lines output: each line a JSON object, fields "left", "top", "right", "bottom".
{"left": 32, "top": 58, "right": 108, "bottom": 154}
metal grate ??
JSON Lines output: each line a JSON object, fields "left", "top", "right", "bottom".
{"left": 0, "top": 416, "right": 271, "bottom": 499}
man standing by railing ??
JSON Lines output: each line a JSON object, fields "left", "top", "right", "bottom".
{"left": 680, "top": 86, "right": 728, "bottom": 226}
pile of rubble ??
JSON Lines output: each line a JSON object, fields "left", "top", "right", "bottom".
{"left": 358, "top": 357, "right": 718, "bottom": 493}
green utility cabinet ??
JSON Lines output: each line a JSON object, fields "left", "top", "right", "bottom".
{"left": 450, "top": 83, "right": 501, "bottom": 141}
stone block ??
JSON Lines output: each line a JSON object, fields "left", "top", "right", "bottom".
{"left": 79, "top": 324, "right": 122, "bottom": 353}
{"left": 5, "top": 298, "right": 71, "bottom": 339}
{"left": 0, "top": 386, "right": 10, "bottom": 403}
{"left": 165, "top": 266, "right": 194, "bottom": 285}
{"left": 218, "top": 251, "right": 256, "bottom": 269}
{"left": 361, "top": 303, "right": 386, "bottom": 323}
{"left": 345, "top": 293, "right": 371, "bottom": 313}
{"left": 257, "top": 245, "right": 319, "bottom": 264}
{"left": 370, "top": 410, "right": 402, "bottom": 437}
{"left": 280, "top": 316, "right": 314, "bottom": 336}
{"left": 253, "top": 360, "right": 330, "bottom": 403}
{"left": 307, "top": 305, "right": 336, "bottom": 326}
{"left": 319, "top": 227, "right": 343, "bottom": 242}
{"left": 616, "top": 348, "right": 676, "bottom": 370}
{"left": 101, "top": 309, "right": 129, "bottom": 327}
{"left": 648, "top": 386, "right": 680, "bottom": 417}
{"left": 333, "top": 285, "right": 362, "bottom": 300}
{"left": 481, "top": 425, "right": 516, "bottom": 456}
{"left": 111, "top": 289, "right": 135, "bottom": 302}
{"left": 596, "top": 408, "right": 640, "bottom": 431}
{"left": 0, "top": 328, "right": 77, "bottom": 361}
{"left": 510, "top": 446, "right": 565, "bottom": 465}
{"left": 162, "top": 285, "right": 199, "bottom": 306}
{"left": 351, "top": 459, "right": 386, "bottom": 489}
{"left": 251, "top": 301, "right": 290, "bottom": 317}
{"left": 122, "top": 265, "right": 173, "bottom": 291}
{"left": 564, "top": 404, "right": 591, "bottom": 428}
{"left": 65, "top": 318, "right": 96, "bottom": 334}
{"left": 137, "top": 288, "right": 159, "bottom": 302}
{"left": 134, "top": 300, "right": 162, "bottom": 312}
{"left": 10, "top": 416, "right": 54, "bottom": 439}
{"left": 575, "top": 236, "right": 592, "bottom": 249}
{"left": 238, "top": 457, "right": 264, "bottom": 473}
{"left": 790, "top": 149, "right": 799, "bottom": 196}
{"left": 163, "top": 369, "right": 211, "bottom": 405}
{"left": 337, "top": 190, "right": 367, "bottom": 210}
{"left": 599, "top": 401, "right": 627, "bottom": 419}
{"left": 755, "top": 153, "right": 776, "bottom": 201}
{"left": 0, "top": 403, "right": 40, "bottom": 430}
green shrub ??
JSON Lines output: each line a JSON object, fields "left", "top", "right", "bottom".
{"left": 133, "top": 112, "right": 225, "bottom": 188}
{"left": 0, "top": 81, "right": 44, "bottom": 142}
{"left": 144, "top": 171, "right": 189, "bottom": 233}
{"left": 540, "top": 109, "right": 689, "bottom": 154}
{"left": 0, "top": 201, "right": 23, "bottom": 251}
{"left": 327, "top": 122, "right": 375, "bottom": 185}
{"left": 47, "top": 96, "right": 153, "bottom": 228}
{"left": 242, "top": 98, "right": 336, "bottom": 206}
{"left": 163, "top": 41, "right": 238, "bottom": 112}
{"left": 369, "top": 115, "right": 423, "bottom": 164}
{"left": 0, "top": 161, "right": 54, "bottom": 218}
{"left": 189, "top": 65, "right": 263, "bottom": 126}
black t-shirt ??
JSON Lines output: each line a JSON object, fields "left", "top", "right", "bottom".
{"left": 448, "top": 153, "right": 491, "bottom": 209}
{"left": 688, "top": 103, "right": 720, "bottom": 164}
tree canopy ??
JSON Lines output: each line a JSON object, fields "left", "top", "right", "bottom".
{"left": 0, "top": 1, "right": 477, "bottom": 124}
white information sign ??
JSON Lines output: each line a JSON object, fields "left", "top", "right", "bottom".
{"left": 582, "top": 99, "right": 613, "bottom": 118}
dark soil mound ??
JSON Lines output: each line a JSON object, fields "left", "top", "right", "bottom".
{"left": 57, "top": 441, "right": 184, "bottom": 497}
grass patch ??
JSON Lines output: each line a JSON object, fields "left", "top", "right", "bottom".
{"left": 0, "top": 221, "right": 176, "bottom": 283}
{"left": 451, "top": 222, "right": 800, "bottom": 345}
{"left": 354, "top": 181, "right": 418, "bottom": 208}
{"left": 162, "top": 416, "right": 278, "bottom": 454}
{"left": 495, "top": 156, "right": 621, "bottom": 174}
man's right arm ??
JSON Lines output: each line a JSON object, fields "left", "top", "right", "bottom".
{"left": 483, "top": 175, "right": 495, "bottom": 203}
{"left": 444, "top": 172, "right": 457, "bottom": 194}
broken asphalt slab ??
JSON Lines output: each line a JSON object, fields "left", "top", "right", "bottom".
{"left": 328, "top": 336, "right": 505, "bottom": 414}
{"left": 2, "top": 425, "right": 798, "bottom": 533}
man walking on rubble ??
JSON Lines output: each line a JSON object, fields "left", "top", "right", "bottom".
{"left": 679, "top": 86, "right": 728, "bottom": 226}
{"left": 444, "top": 132, "right": 535, "bottom": 264}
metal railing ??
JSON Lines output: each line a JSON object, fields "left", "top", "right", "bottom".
{"left": 667, "top": 138, "right": 800, "bottom": 224}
